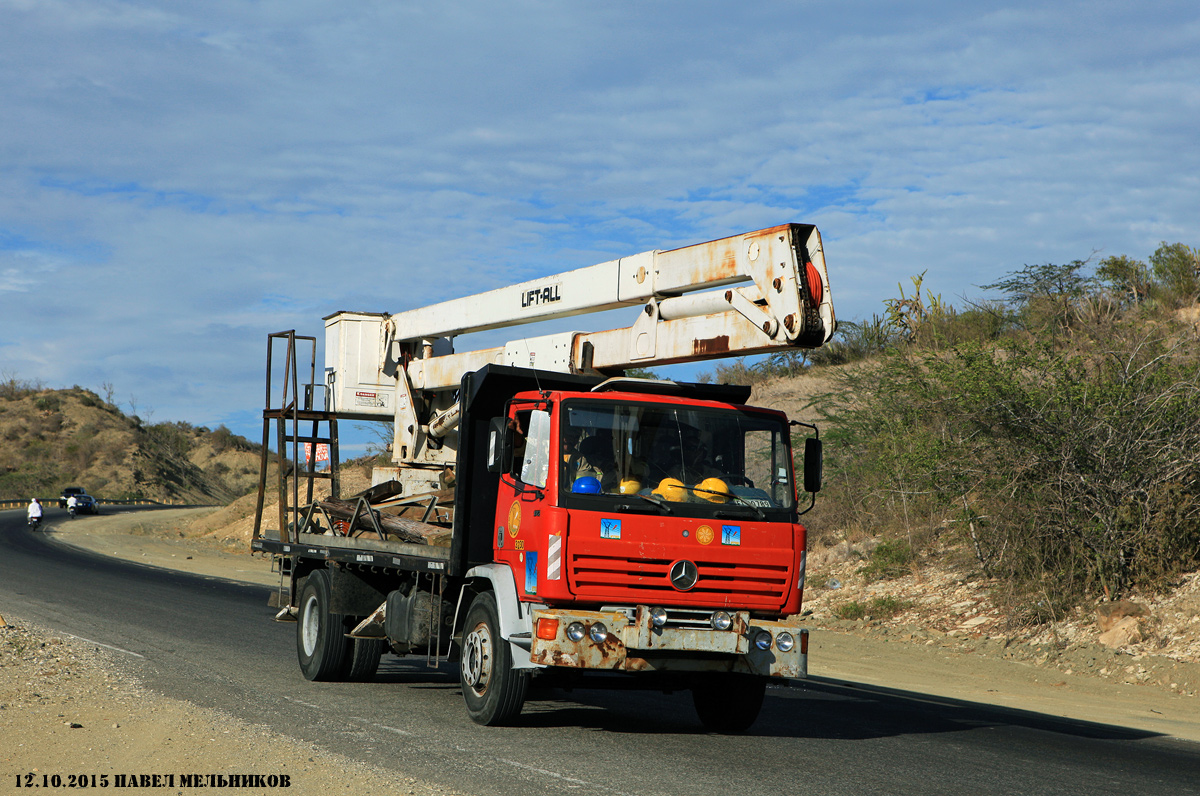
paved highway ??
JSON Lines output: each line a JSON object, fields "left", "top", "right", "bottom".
{"left": 3, "top": 508, "right": 1199, "bottom": 796}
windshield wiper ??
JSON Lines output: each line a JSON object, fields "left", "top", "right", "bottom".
{"left": 620, "top": 493, "right": 673, "bottom": 514}
{"left": 688, "top": 484, "right": 767, "bottom": 520}
{"left": 717, "top": 495, "right": 769, "bottom": 520}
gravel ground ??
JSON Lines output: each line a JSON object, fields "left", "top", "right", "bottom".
{"left": 1, "top": 510, "right": 462, "bottom": 796}
{"left": 0, "top": 617, "right": 462, "bottom": 795}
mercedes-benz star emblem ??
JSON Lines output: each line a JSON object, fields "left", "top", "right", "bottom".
{"left": 669, "top": 559, "right": 699, "bottom": 591}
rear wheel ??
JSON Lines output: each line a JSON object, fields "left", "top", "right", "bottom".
{"left": 459, "top": 591, "right": 528, "bottom": 725}
{"left": 296, "top": 570, "right": 349, "bottom": 681}
{"left": 344, "top": 637, "right": 384, "bottom": 681}
{"left": 691, "top": 674, "right": 766, "bottom": 733}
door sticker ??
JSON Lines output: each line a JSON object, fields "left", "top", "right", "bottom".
{"left": 508, "top": 501, "right": 522, "bottom": 538}
{"left": 600, "top": 518, "right": 622, "bottom": 539}
{"left": 525, "top": 551, "right": 538, "bottom": 594}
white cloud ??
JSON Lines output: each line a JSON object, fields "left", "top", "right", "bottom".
{"left": 0, "top": 1, "right": 1197, "bottom": 435}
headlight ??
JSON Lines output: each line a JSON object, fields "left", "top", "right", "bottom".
{"left": 589, "top": 622, "right": 609, "bottom": 643}
{"left": 649, "top": 607, "right": 668, "bottom": 627}
{"left": 754, "top": 630, "right": 773, "bottom": 650}
{"left": 776, "top": 632, "right": 795, "bottom": 652}
{"left": 711, "top": 611, "right": 733, "bottom": 631}
{"left": 566, "top": 622, "right": 586, "bottom": 642}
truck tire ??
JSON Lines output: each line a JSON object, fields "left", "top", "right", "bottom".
{"left": 297, "top": 570, "right": 349, "bottom": 681}
{"left": 344, "top": 637, "right": 384, "bottom": 681}
{"left": 459, "top": 591, "right": 528, "bottom": 726}
{"left": 691, "top": 674, "right": 766, "bottom": 733}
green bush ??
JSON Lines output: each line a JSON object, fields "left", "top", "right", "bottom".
{"left": 860, "top": 539, "right": 916, "bottom": 581}
{"left": 819, "top": 317, "right": 1200, "bottom": 612}
{"left": 835, "top": 601, "right": 867, "bottom": 621}
{"left": 834, "top": 596, "right": 914, "bottom": 621}
{"left": 1149, "top": 242, "right": 1200, "bottom": 307}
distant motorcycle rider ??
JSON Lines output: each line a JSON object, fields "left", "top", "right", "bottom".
{"left": 67, "top": 494, "right": 77, "bottom": 518}
{"left": 27, "top": 498, "right": 43, "bottom": 529}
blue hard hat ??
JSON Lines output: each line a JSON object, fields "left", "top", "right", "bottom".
{"left": 572, "top": 476, "right": 602, "bottom": 494}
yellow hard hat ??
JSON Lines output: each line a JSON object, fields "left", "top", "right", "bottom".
{"left": 618, "top": 479, "right": 643, "bottom": 495}
{"left": 653, "top": 477, "right": 687, "bottom": 502}
{"left": 697, "top": 477, "right": 731, "bottom": 503}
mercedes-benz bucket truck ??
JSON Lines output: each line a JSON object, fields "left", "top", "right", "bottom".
{"left": 252, "top": 223, "right": 834, "bottom": 731}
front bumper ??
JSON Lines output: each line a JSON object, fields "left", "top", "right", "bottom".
{"left": 529, "top": 605, "right": 807, "bottom": 678}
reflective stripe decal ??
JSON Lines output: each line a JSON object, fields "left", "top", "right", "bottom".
{"left": 548, "top": 534, "right": 562, "bottom": 580}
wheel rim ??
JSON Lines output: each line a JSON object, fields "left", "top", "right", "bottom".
{"left": 301, "top": 593, "right": 320, "bottom": 657}
{"left": 461, "top": 621, "right": 493, "bottom": 696}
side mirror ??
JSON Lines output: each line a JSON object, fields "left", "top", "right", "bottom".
{"left": 803, "top": 437, "right": 822, "bottom": 494}
{"left": 486, "top": 417, "right": 511, "bottom": 473}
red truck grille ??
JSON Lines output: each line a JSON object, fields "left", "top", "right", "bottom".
{"left": 568, "top": 553, "right": 791, "bottom": 604}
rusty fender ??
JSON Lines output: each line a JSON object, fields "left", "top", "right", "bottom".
{"left": 528, "top": 606, "right": 808, "bottom": 679}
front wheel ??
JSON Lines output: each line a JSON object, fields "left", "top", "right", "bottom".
{"left": 459, "top": 591, "right": 528, "bottom": 726}
{"left": 691, "top": 674, "right": 766, "bottom": 733}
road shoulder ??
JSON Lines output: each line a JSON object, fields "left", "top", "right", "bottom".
{"left": 43, "top": 507, "right": 279, "bottom": 587}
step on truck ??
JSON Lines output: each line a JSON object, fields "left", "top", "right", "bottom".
{"left": 252, "top": 223, "right": 835, "bottom": 731}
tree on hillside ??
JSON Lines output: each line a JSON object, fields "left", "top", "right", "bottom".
{"left": 980, "top": 260, "right": 1094, "bottom": 332}
{"left": 1096, "top": 254, "right": 1151, "bottom": 305}
{"left": 1149, "top": 241, "right": 1200, "bottom": 307}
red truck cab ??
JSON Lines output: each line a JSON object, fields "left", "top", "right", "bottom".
{"left": 484, "top": 380, "right": 812, "bottom": 684}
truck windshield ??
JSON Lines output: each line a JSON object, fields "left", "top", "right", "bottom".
{"left": 560, "top": 399, "right": 795, "bottom": 514}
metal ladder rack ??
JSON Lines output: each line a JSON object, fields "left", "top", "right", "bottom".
{"left": 252, "top": 330, "right": 342, "bottom": 546}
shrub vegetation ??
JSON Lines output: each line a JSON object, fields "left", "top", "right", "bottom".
{"left": 797, "top": 242, "right": 1200, "bottom": 621}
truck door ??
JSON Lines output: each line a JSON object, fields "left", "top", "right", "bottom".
{"left": 493, "top": 405, "right": 566, "bottom": 599}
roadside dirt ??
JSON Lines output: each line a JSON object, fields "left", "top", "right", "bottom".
{"left": 0, "top": 510, "right": 460, "bottom": 796}
{"left": 2, "top": 507, "right": 1196, "bottom": 796}
{"left": 0, "top": 619, "right": 460, "bottom": 795}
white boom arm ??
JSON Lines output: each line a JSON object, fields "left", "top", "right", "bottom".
{"left": 325, "top": 223, "right": 834, "bottom": 472}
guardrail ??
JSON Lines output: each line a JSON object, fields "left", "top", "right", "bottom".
{"left": 0, "top": 498, "right": 173, "bottom": 510}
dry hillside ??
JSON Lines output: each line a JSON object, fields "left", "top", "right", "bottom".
{"left": 0, "top": 384, "right": 261, "bottom": 504}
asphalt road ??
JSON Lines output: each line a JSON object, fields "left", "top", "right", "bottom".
{"left": 3, "top": 507, "right": 1200, "bottom": 796}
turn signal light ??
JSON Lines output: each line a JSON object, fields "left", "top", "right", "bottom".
{"left": 536, "top": 617, "right": 559, "bottom": 640}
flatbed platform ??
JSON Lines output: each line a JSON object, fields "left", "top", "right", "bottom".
{"left": 253, "top": 531, "right": 451, "bottom": 573}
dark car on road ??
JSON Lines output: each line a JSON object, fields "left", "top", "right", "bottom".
{"left": 70, "top": 494, "right": 99, "bottom": 514}
{"left": 59, "top": 487, "right": 98, "bottom": 513}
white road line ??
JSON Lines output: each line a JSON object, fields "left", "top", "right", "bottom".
{"left": 281, "top": 695, "right": 322, "bottom": 709}
{"left": 365, "top": 722, "right": 414, "bottom": 737}
{"left": 496, "top": 757, "right": 639, "bottom": 796}
{"left": 343, "top": 717, "right": 638, "bottom": 794}
{"left": 62, "top": 633, "right": 145, "bottom": 658}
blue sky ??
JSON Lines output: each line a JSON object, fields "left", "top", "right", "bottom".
{"left": 1, "top": 1, "right": 1197, "bottom": 451}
